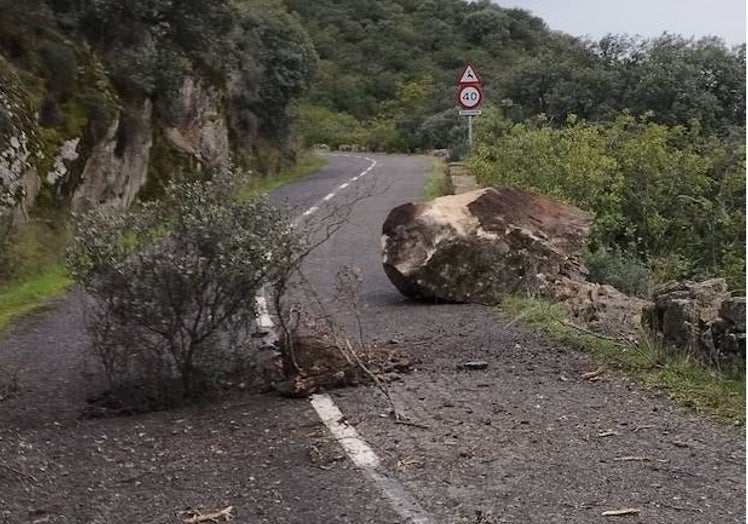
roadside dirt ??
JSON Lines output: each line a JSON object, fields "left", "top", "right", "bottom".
{"left": 333, "top": 300, "right": 746, "bottom": 523}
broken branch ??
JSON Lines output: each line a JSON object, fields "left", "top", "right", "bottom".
{"left": 602, "top": 508, "right": 640, "bottom": 517}
{"left": 181, "top": 506, "right": 234, "bottom": 523}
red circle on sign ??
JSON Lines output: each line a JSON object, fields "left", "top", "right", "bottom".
{"left": 457, "top": 84, "right": 483, "bottom": 110}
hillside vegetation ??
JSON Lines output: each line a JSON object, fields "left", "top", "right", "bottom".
{"left": 0, "top": 0, "right": 745, "bottom": 302}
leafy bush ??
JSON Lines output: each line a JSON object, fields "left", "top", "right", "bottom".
{"left": 583, "top": 247, "right": 654, "bottom": 298}
{"left": 365, "top": 118, "right": 406, "bottom": 152}
{"left": 469, "top": 112, "right": 746, "bottom": 290}
{"left": 68, "top": 170, "right": 300, "bottom": 403}
{"left": 295, "top": 103, "right": 365, "bottom": 148}
{"left": 3, "top": 218, "right": 70, "bottom": 282}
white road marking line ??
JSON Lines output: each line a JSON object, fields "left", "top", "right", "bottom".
{"left": 302, "top": 206, "right": 319, "bottom": 217}
{"left": 257, "top": 153, "right": 432, "bottom": 522}
{"left": 310, "top": 394, "right": 436, "bottom": 524}
{"left": 255, "top": 295, "right": 274, "bottom": 329}
{"left": 299, "top": 158, "right": 377, "bottom": 221}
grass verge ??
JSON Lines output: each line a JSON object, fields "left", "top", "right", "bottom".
{"left": 502, "top": 294, "right": 746, "bottom": 424}
{"left": 239, "top": 153, "right": 327, "bottom": 200}
{"left": 0, "top": 265, "right": 72, "bottom": 334}
{"left": 423, "top": 158, "right": 452, "bottom": 201}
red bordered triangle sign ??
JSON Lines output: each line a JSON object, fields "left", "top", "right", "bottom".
{"left": 458, "top": 61, "right": 481, "bottom": 85}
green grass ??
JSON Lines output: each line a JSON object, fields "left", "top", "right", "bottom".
{"left": 423, "top": 158, "right": 452, "bottom": 201}
{"left": 239, "top": 153, "right": 328, "bottom": 200}
{"left": 0, "top": 265, "right": 72, "bottom": 333}
{"left": 502, "top": 294, "right": 746, "bottom": 424}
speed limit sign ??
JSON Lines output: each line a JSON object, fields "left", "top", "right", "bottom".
{"left": 457, "top": 84, "right": 483, "bottom": 110}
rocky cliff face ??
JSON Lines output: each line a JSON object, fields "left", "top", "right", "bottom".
{"left": 1, "top": 61, "right": 235, "bottom": 216}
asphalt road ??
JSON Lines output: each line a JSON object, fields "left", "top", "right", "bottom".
{"left": 272, "top": 153, "right": 746, "bottom": 524}
{"left": 0, "top": 153, "right": 744, "bottom": 524}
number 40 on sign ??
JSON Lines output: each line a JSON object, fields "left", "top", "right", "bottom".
{"left": 458, "top": 85, "right": 482, "bottom": 109}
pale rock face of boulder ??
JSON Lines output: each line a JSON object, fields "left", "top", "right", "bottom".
{"left": 381, "top": 187, "right": 593, "bottom": 303}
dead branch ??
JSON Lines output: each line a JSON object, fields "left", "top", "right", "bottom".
{"left": 581, "top": 368, "right": 605, "bottom": 380}
{"left": 181, "top": 506, "right": 234, "bottom": 523}
{"left": 394, "top": 418, "right": 431, "bottom": 430}
{"left": 270, "top": 182, "right": 383, "bottom": 375}
{"left": 601, "top": 508, "right": 640, "bottom": 517}
{"left": 557, "top": 318, "right": 631, "bottom": 344}
{"left": 0, "top": 463, "right": 37, "bottom": 483}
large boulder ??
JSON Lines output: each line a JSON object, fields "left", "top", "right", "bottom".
{"left": 381, "top": 187, "right": 593, "bottom": 303}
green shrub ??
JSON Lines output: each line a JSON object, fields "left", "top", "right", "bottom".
{"left": 583, "top": 247, "right": 654, "bottom": 298}
{"left": 39, "top": 40, "right": 77, "bottom": 98}
{"left": 469, "top": 112, "right": 746, "bottom": 289}
{"left": 366, "top": 118, "right": 406, "bottom": 152}
{"left": 85, "top": 95, "right": 114, "bottom": 142}
{"left": 295, "top": 103, "right": 365, "bottom": 148}
{"left": 68, "top": 169, "right": 300, "bottom": 404}
{"left": 3, "top": 218, "right": 71, "bottom": 282}
{"left": 423, "top": 160, "right": 452, "bottom": 201}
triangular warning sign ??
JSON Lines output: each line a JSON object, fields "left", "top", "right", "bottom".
{"left": 458, "top": 62, "right": 481, "bottom": 85}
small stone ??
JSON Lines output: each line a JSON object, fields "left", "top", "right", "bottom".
{"left": 459, "top": 360, "right": 489, "bottom": 370}
{"left": 9, "top": 136, "right": 20, "bottom": 149}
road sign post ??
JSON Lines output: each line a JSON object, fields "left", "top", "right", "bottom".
{"left": 456, "top": 61, "right": 483, "bottom": 149}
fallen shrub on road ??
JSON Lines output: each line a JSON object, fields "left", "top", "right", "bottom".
{"left": 68, "top": 169, "right": 300, "bottom": 409}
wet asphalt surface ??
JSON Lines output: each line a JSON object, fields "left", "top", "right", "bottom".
{"left": 0, "top": 153, "right": 744, "bottom": 523}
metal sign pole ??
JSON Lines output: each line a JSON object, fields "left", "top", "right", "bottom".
{"left": 468, "top": 115, "right": 473, "bottom": 148}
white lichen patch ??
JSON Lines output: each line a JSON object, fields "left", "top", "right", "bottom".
{"left": 47, "top": 138, "right": 81, "bottom": 184}
{"left": 0, "top": 87, "right": 42, "bottom": 208}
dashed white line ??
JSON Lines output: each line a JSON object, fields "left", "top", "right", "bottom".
{"left": 302, "top": 205, "right": 319, "bottom": 217}
{"left": 265, "top": 153, "right": 433, "bottom": 523}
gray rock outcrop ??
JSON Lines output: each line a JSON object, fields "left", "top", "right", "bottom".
{"left": 643, "top": 280, "right": 745, "bottom": 370}
{"left": 72, "top": 100, "right": 154, "bottom": 210}
{"left": 3, "top": 52, "right": 238, "bottom": 217}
